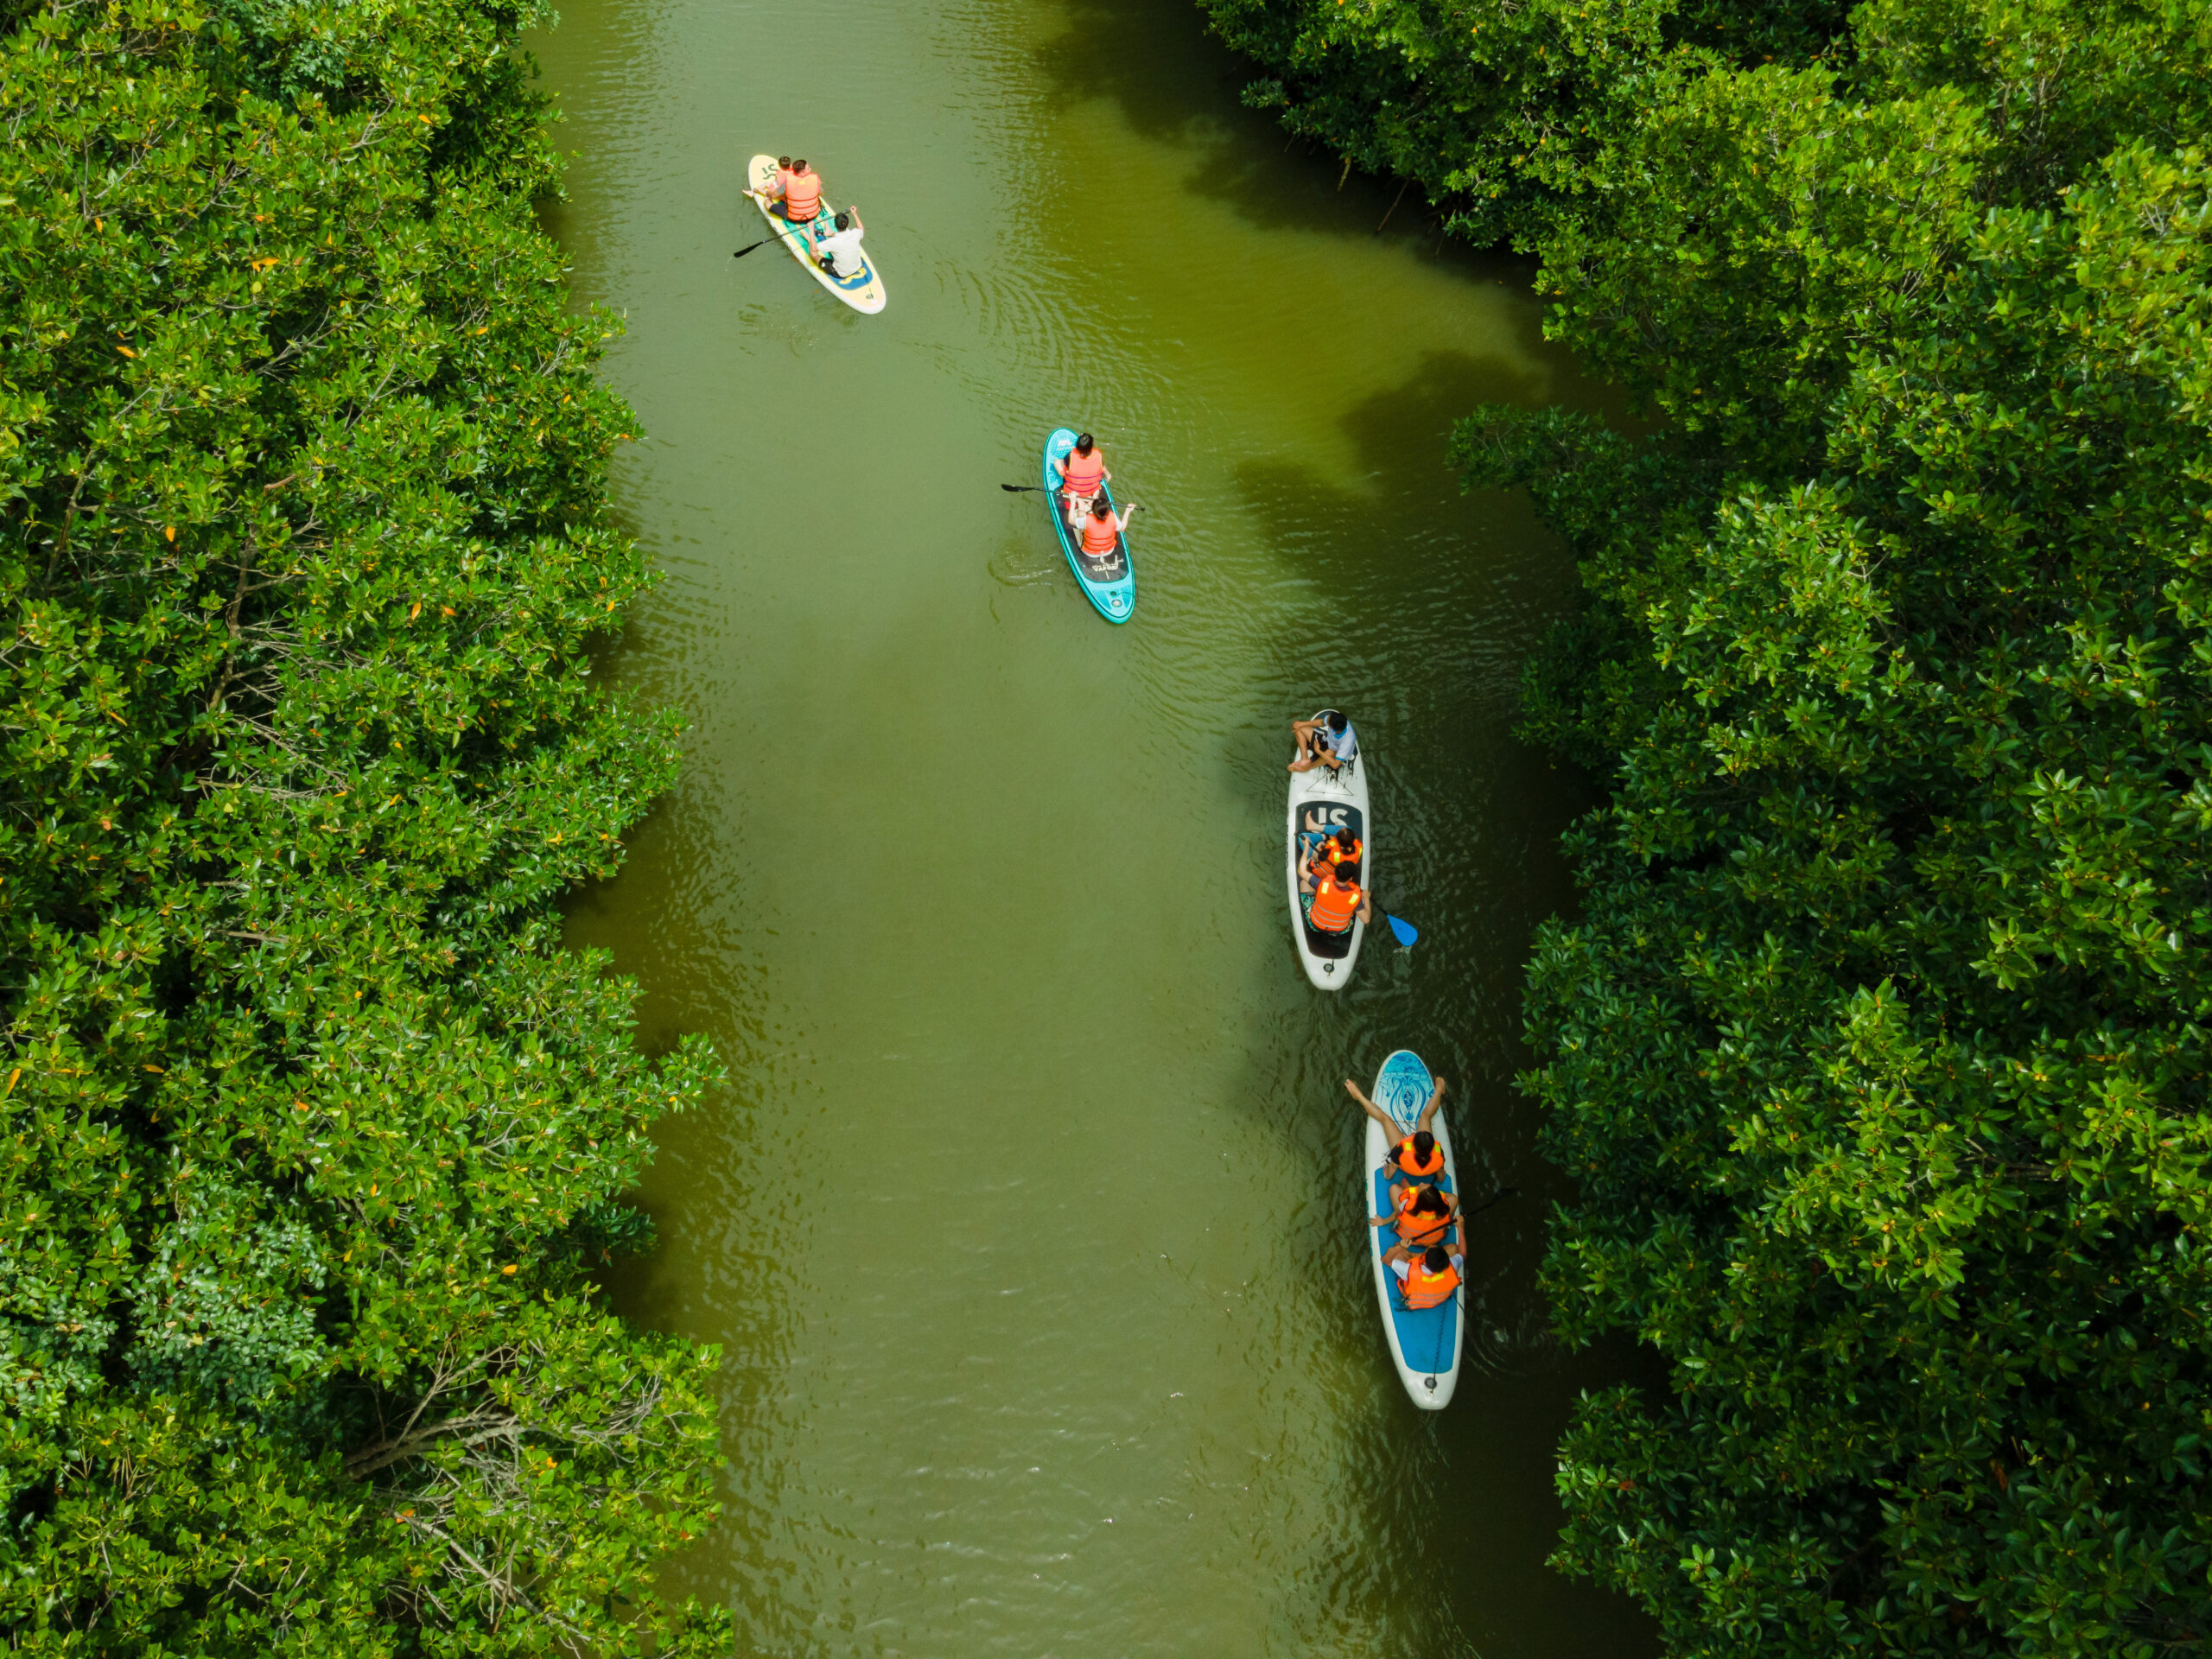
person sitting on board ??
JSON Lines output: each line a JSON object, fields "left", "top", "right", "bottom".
{"left": 1077, "top": 494, "right": 1137, "bottom": 566}
{"left": 1288, "top": 710, "right": 1359, "bottom": 774}
{"left": 1344, "top": 1075, "right": 1448, "bottom": 1169}
{"left": 1303, "top": 826, "right": 1363, "bottom": 885}
{"left": 762, "top": 157, "right": 825, "bottom": 225}
{"left": 1053, "top": 433, "right": 1111, "bottom": 525}
{"left": 1300, "top": 857, "right": 1370, "bottom": 936}
{"left": 1386, "top": 1240, "right": 1465, "bottom": 1310}
{"left": 811, "top": 206, "right": 866, "bottom": 279}
{"left": 1375, "top": 1179, "right": 1460, "bottom": 1249}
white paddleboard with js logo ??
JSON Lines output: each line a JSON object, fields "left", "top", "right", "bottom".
{"left": 1286, "top": 708, "right": 1370, "bottom": 990}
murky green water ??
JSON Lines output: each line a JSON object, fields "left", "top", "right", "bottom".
{"left": 537, "top": 0, "right": 1654, "bottom": 1652}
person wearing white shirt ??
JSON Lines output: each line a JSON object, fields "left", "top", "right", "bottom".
{"left": 812, "top": 206, "right": 867, "bottom": 279}
{"left": 1289, "top": 710, "right": 1358, "bottom": 773}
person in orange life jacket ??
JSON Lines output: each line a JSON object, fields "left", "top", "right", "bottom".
{"left": 1386, "top": 1240, "right": 1465, "bottom": 1309}
{"left": 1052, "top": 433, "right": 1111, "bottom": 526}
{"left": 760, "top": 157, "right": 825, "bottom": 224}
{"left": 1304, "top": 826, "right": 1363, "bottom": 885}
{"left": 1288, "top": 709, "right": 1358, "bottom": 773}
{"left": 1300, "top": 856, "right": 1370, "bottom": 935}
{"left": 811, "top": 206, "right": 866, "bottom": 278}
{"left": 1373, "top": 1179, "right": 1460, "bottom": 1247}
{"left": 1345, "top": 1073, "right": 1449, "bottom": 1175}
{"left": 1077, "top": 493, "right": 1138, "bottom": 563}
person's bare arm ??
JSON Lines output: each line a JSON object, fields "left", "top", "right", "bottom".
{"left": 1357, "top": 888, "right": 1374, "bottom": 923}
{"left": 1416, "top": 1075, "right": 1446, "bottom": 1134}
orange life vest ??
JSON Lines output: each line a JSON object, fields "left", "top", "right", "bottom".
{"left": 1309, "top": 877, "right": 1360, "bottom": 932}
{"left": 1394, "top": 1189, "right": 1453, "bottom": 1243}
{"left": 1307, "top": 836, "right": 1363, "bottom": 880}
{"left": 1081, "top": 511, "right": 1119, "bottom": 556}
{"left": 1402, "top": 1255, "right": 1460, "bottom": 1309}
{"left": 1061, "top": 447, "right": 1105, "bottom": 493}
{"left": 784, "top": 168, "right": 823, "bottom": 222}
{"left": 1391, "top": 1136, "right": 1444, "bottom": 1179}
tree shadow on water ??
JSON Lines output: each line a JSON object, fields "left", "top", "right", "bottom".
{"left": 1230, "top": 349, "right": 1556, "bottom": 582}
{"left": 1033, "top": 0, "right": 1493, "bottom": 259}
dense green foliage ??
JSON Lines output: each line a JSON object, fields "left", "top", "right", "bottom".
{"left": 1211, "top": 0, "right": 2212, "bottom": 1654}
{"left": 1, "top": 0, "right": 728, "bottom": 1650}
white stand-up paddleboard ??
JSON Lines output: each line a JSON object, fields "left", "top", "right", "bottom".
{"left": 746, "top": 153, "right": 886, "bottom": 315}
{"left": 1287, "top": 709, "right": 1370, "bottom": 989}
{"left": 1364, "top": 1050, "right": 1462, "bottom": 1410}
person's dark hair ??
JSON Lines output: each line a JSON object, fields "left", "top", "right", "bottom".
{"left": 1411, "top": 1185, "right": 1448, "bottom": 1215}
{"left": 1325, "top": 711, "right": 1348, "bottom": 734}
{"left": 778, "top": 155, "right": 791, "bottom": 168}
{"left": 1422, "top": 1246, "right": 1452, "bottom": 1274}
{"left": 1411, "top": 1130, "right": 1435, "bottom": 1161}
{"left": 1332, "top": 860, "right": 1359, "bottom": 885}
{"left": 1074, "top": 433, "right": 1094, "bottom": 454}
{"left": 834, "top": 211, "right": 851, "bottom": 232}
{"left": 793, "top": 159, "right": 809, "bottom": 173}
{"left": 1090, "top": 497, "right": 1116, "bottom": 518}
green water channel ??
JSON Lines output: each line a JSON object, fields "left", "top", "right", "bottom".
{"left": 536, "top": 0, "right": 1654, "bottom": 1652}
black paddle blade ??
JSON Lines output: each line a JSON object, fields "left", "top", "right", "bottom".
{"left": 732, "top": 237, "right": 774, "bottom": 259}
{"left": 1001, "top": 483, "right": 1044, "bottom": 493}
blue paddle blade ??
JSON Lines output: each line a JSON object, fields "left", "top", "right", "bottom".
{"left": 1387, "top": 914, "right": 1419, "bottom": 948}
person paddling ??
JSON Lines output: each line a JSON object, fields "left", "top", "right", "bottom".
{"left": 812, "top": 206, "right": 867, "bottom": 278}
{"left": 761, "top": 157, "right": 825, "bottom": 226}
{"left": 1053, "top": 433, "right": 1111, "bottom": 526}
{"left": 1375, "top": 1179, "right": 1461, "bottom": 1247}
{"left": 1077, "top": 494, "right": 1138, "bottom": 565}
{"left": 1300, "top": 856, "right": 1370, "bottom": 936}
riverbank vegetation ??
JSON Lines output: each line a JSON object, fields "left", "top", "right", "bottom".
{"left": 1205, "top": 0, "right": 2212, "bottom": 1653}
{"left": 0, "top": 0, "right": 728, "bottom": 1650}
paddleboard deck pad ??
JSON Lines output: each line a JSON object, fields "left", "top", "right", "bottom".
{"left": 1364, "top": 1049, "right": 1462, "bottom": 1410}
{"left": 1286, "top": 709, "right": 1369, "bottom": 988}
{"left": 747, "top": 153, "right": 887, "bottom": 315}
{"left": 1042, "top": 428, "right": 1135, "bottom": 623}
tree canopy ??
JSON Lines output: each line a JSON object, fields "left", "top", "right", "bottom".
{"left": 1, "top": 0, "right": 727, "bottom": 1651}
{"left": 1209, "top": 0, "right": 2212, "bottom": 1652}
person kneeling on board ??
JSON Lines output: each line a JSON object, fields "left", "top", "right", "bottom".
{"left": 1053, "top": 433, "right": 1111, "bottom": 526}
{"left": 1386, "top": 1240, "right": 1464, "bottom": 1310}
{"left": 762, "top": 157, "right": 825, "bottom": 225}
{"left": 1300, "top": 857, "right": 1370, "bottom": 936}
{"left": 1288, "top": 710, "right": 1358, "bottom": 774}
{"left": 1344, "top": 1075, "right": 1449, "bottom": 1165}
{"left": 1077, "top": 494, "right": 1138, "bottom": 564}
{"left": 811, "top": 206, "right": 866, "bottom": 278}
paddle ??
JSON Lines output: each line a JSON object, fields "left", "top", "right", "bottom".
{"left": 1386, "top": 913, "right": 1419, "bottom": 948}
{"left": 1000, "top": 483, "right": 1050, "bottom": 493}
{"left": 732, "top": 233, "right": 782, "bottom": 260}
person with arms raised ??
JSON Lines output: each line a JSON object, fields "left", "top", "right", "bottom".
{"left": 1077, "top": 493, "right": 1138, "bottom": 565}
